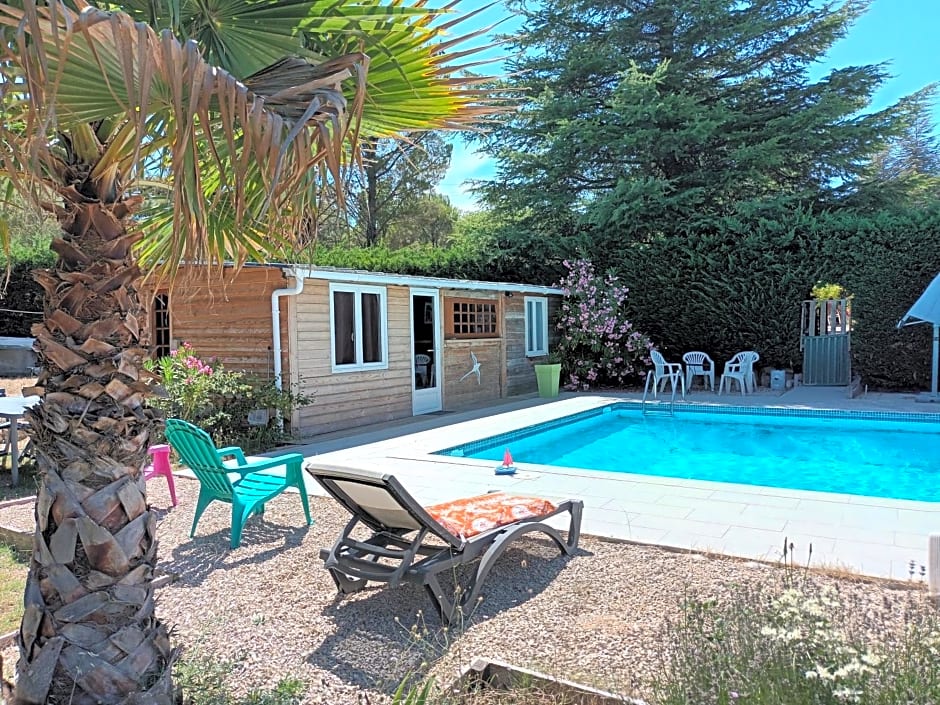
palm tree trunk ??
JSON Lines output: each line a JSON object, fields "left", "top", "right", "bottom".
{"left": 14, "top": 191, "right": 177, "bottom": 704}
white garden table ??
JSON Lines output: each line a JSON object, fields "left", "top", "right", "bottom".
{"left": 0, "top": 395, "right": 39, "bottom": 486}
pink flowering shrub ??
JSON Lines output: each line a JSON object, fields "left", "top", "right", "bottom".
{"left": 556, "top": 259, "right": 653, "bottom": 389}
{"left": 144, "top": 343, "right": 311, "bottom": 450}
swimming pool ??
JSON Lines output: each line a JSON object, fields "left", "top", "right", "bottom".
{"left": 436, "top": 405, "right": 940, "bottom": 502}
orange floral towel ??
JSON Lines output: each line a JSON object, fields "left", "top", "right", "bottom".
{"left": 425, "top": 493, "right": 557, "bottom": 539}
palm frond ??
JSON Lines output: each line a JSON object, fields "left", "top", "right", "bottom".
{"left": 0, "top": 0, "right": 367, "bottom": 276}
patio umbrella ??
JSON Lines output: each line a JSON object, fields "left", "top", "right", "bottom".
{"left": 897, "top": 272, "right": 940, "bottom": 401}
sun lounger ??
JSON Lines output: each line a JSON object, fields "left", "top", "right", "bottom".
{"left": 305, "top": 463, "right": 583, "bottom": 624}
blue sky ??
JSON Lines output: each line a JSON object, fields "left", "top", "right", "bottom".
{"left": 436, "top": 0, "right": 940, "bottom": 211}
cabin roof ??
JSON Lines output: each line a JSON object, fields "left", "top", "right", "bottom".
{"left": 253, "top": 263, "right": 563, "bottom": 295}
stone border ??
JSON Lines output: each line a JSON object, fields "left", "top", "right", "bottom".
{"left": 453, "top": 657, "right": 647, "bottom": 705}
{"left": 0, "top": 496, "right": 35, "bottom": 553}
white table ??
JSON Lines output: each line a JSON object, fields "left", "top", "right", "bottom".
{"left": 1, "top": 395, "right": 39, "bottom": 486}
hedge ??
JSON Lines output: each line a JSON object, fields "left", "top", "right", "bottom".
{"left": 0, "top": 259, "right": 48, "bottom": 338}
{"left": 610, "top": 205, "right": 940, "bottom": 390}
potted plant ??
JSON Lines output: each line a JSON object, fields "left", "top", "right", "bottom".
{"left": 534, "top": 352, "right": 562, "bottom": 398}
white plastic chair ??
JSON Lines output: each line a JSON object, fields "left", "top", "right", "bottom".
{"left": 682, "top": 351, "right": 715, "bottom": 392}
{"left": 719, "top": 351, "right": 760, "bottom": 395}
{"left": 650, "top": 349, "right": 685, "bottom": 399}
{"left": 414, "top": 354, "right": 431, "bottom": 387}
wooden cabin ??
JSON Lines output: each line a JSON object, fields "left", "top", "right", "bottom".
{"left": 147, "top": 265, "right": 562, "bottom": 438}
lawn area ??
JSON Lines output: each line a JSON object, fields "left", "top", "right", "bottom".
{"left": 0, "top": 543, "right": 26, "bottom": 635}
{"left": 0, "top": 464, "right": 39, "bottom": 503}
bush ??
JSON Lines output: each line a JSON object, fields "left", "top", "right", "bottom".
{"left": 0, "top": 259, "right": 50, "bottom": 337}
{"left": 145, "top": 344, "right": 312, "bottom": 452}
{"left": 312, "top": 242, "right": 490, "bottom": 280}
{"left": 555, "top": 259, "right": 653, "bottom": 389}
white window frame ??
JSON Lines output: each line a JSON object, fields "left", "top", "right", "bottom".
{"left": 524, "top": 296, "right": 549, "bottom": 357}
{"left": 329, "top": 283, "right": 389, "bottom": 373}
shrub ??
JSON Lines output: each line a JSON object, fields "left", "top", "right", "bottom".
{"left": 555, "top": 259, "right": 653, "bottom": 389}
{"left": 811, "top": 282, "right": 847, "bottom": 301}
{"left": 654, "top": 582, "right": 940, "bottom": 705}
{"left": 0, "top": 259, "right": 50, "bottom": 337}
{"left": 145, "top": 344, "right": 311, "bottom": 452}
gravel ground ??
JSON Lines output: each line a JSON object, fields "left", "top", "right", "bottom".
{"left": 0, "top": 377, "right": 38, "bottom": 398}
{"left": 1, "top": 475, "right": 933, "bottom": 703}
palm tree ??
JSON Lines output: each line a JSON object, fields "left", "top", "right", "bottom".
{"left": 0, "top": 1, "right": 503, "bottom": 701}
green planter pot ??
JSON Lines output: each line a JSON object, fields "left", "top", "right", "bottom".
{"left": 534, "top": 363, "right": 561, "bottom": 398}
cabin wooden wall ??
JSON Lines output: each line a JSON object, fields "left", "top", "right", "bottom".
{"left": 144, "top": 269, "right": 562, "bottom": 439}
{"left": 504, "top": 295, "right": 534, "bottom": 396}
{"left": 144, "top": 266, "right": 290, "bottom": 381}
{"left": 292, "top": 280, "right": 413, "bottom": 437}
{"left": 440, "top": 292, "right": 561, "bottom": 406}
{"left": 502, "top": 294, "right": 564, "bottom": 395}
{"left": 443, "top": 339, "right": 502, "bottom": 408}
{"left": 440, "top": 290, "right": 502, "bottom": 409}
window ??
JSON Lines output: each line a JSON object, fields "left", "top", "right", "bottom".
{"left": 445, "top": 297, "right": 499, "bottom": 339}
{"left": 152, "top": 293, "right": 171, "bottom": 358}
{"left": 525, "top": 296, "right": 548, "bottom": 356}
{"left": 330, "top": 284, "right": 388, "bottom": 372}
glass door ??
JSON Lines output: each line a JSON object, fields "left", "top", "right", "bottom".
{"left": 411, "top": 288, "right": 442, "bottom": 414}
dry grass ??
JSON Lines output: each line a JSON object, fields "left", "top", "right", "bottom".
{"left": 0, "top": 544, "right": 26, "bottom": 634}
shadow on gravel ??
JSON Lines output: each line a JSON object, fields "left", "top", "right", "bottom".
{"left": 161, "top": 519, "right": 310, "bottom": 587}
{"left": 306, "top": 537, "right": 590, "bottom": 694}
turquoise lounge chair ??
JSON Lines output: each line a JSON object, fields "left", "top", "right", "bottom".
{"left": 164, "top": 418, "right": 311, "bottom": 548}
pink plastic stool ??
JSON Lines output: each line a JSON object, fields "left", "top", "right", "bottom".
{"left": 144, "top": 444, "right": 178, "bottom": 506}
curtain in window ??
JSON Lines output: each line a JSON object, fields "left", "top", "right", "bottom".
{"left": 527, "top": 299, "right": 546, "bottom": 353}
{"left": 333, "top": 291, "right": 355, "bottom": 364}
{"left": 534, "top": 301, "right": 545, "bottom": 351}
{"left": 361, "top": 293, "right": 382, "bottom": 363}
{"left": 526, "top": 300, "right": 535, "bottom": 350}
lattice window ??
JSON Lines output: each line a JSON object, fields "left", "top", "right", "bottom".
{"left": 152, "top": 293, "right": 171, "bottom": 358}
{"left": 446, "top": 298, "right": 499, "bottom": 339}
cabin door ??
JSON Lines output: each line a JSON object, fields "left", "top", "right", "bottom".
{"left": 411, "top": 288, "right": 442, "bottom": 415}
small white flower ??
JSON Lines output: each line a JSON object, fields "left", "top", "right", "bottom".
{"left": 833, "top": 687, "right": 862, "bottom": 703}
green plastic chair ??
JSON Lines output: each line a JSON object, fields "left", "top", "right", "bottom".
{"left": 164, "top": 418, "right": 312, "bottom": 548}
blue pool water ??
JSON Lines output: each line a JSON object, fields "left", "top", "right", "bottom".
{"left": 436, "top": 406, "right": 940, "bottom": 502}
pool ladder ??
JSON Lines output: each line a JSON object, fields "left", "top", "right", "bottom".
{"left": 641, "top": 371, "right": 680, "bottom": 416}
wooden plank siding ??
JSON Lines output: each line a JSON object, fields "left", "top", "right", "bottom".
{"left": 504, "top": 295, "right": 563, "bottom": 395}
{"left": 293, "top": 280, "right": 413, "bottom": 437}
{"left": 442, "top": 339, "right": 502, "bottom": 409}
{"left": 147, "top": 269, "right": 564, "bottom": 438}
{"left": 142, "top": 266, "right": 291, "bottom": 382}
{"left": 504, "top": 296, "right": 533, "bottom": 395}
